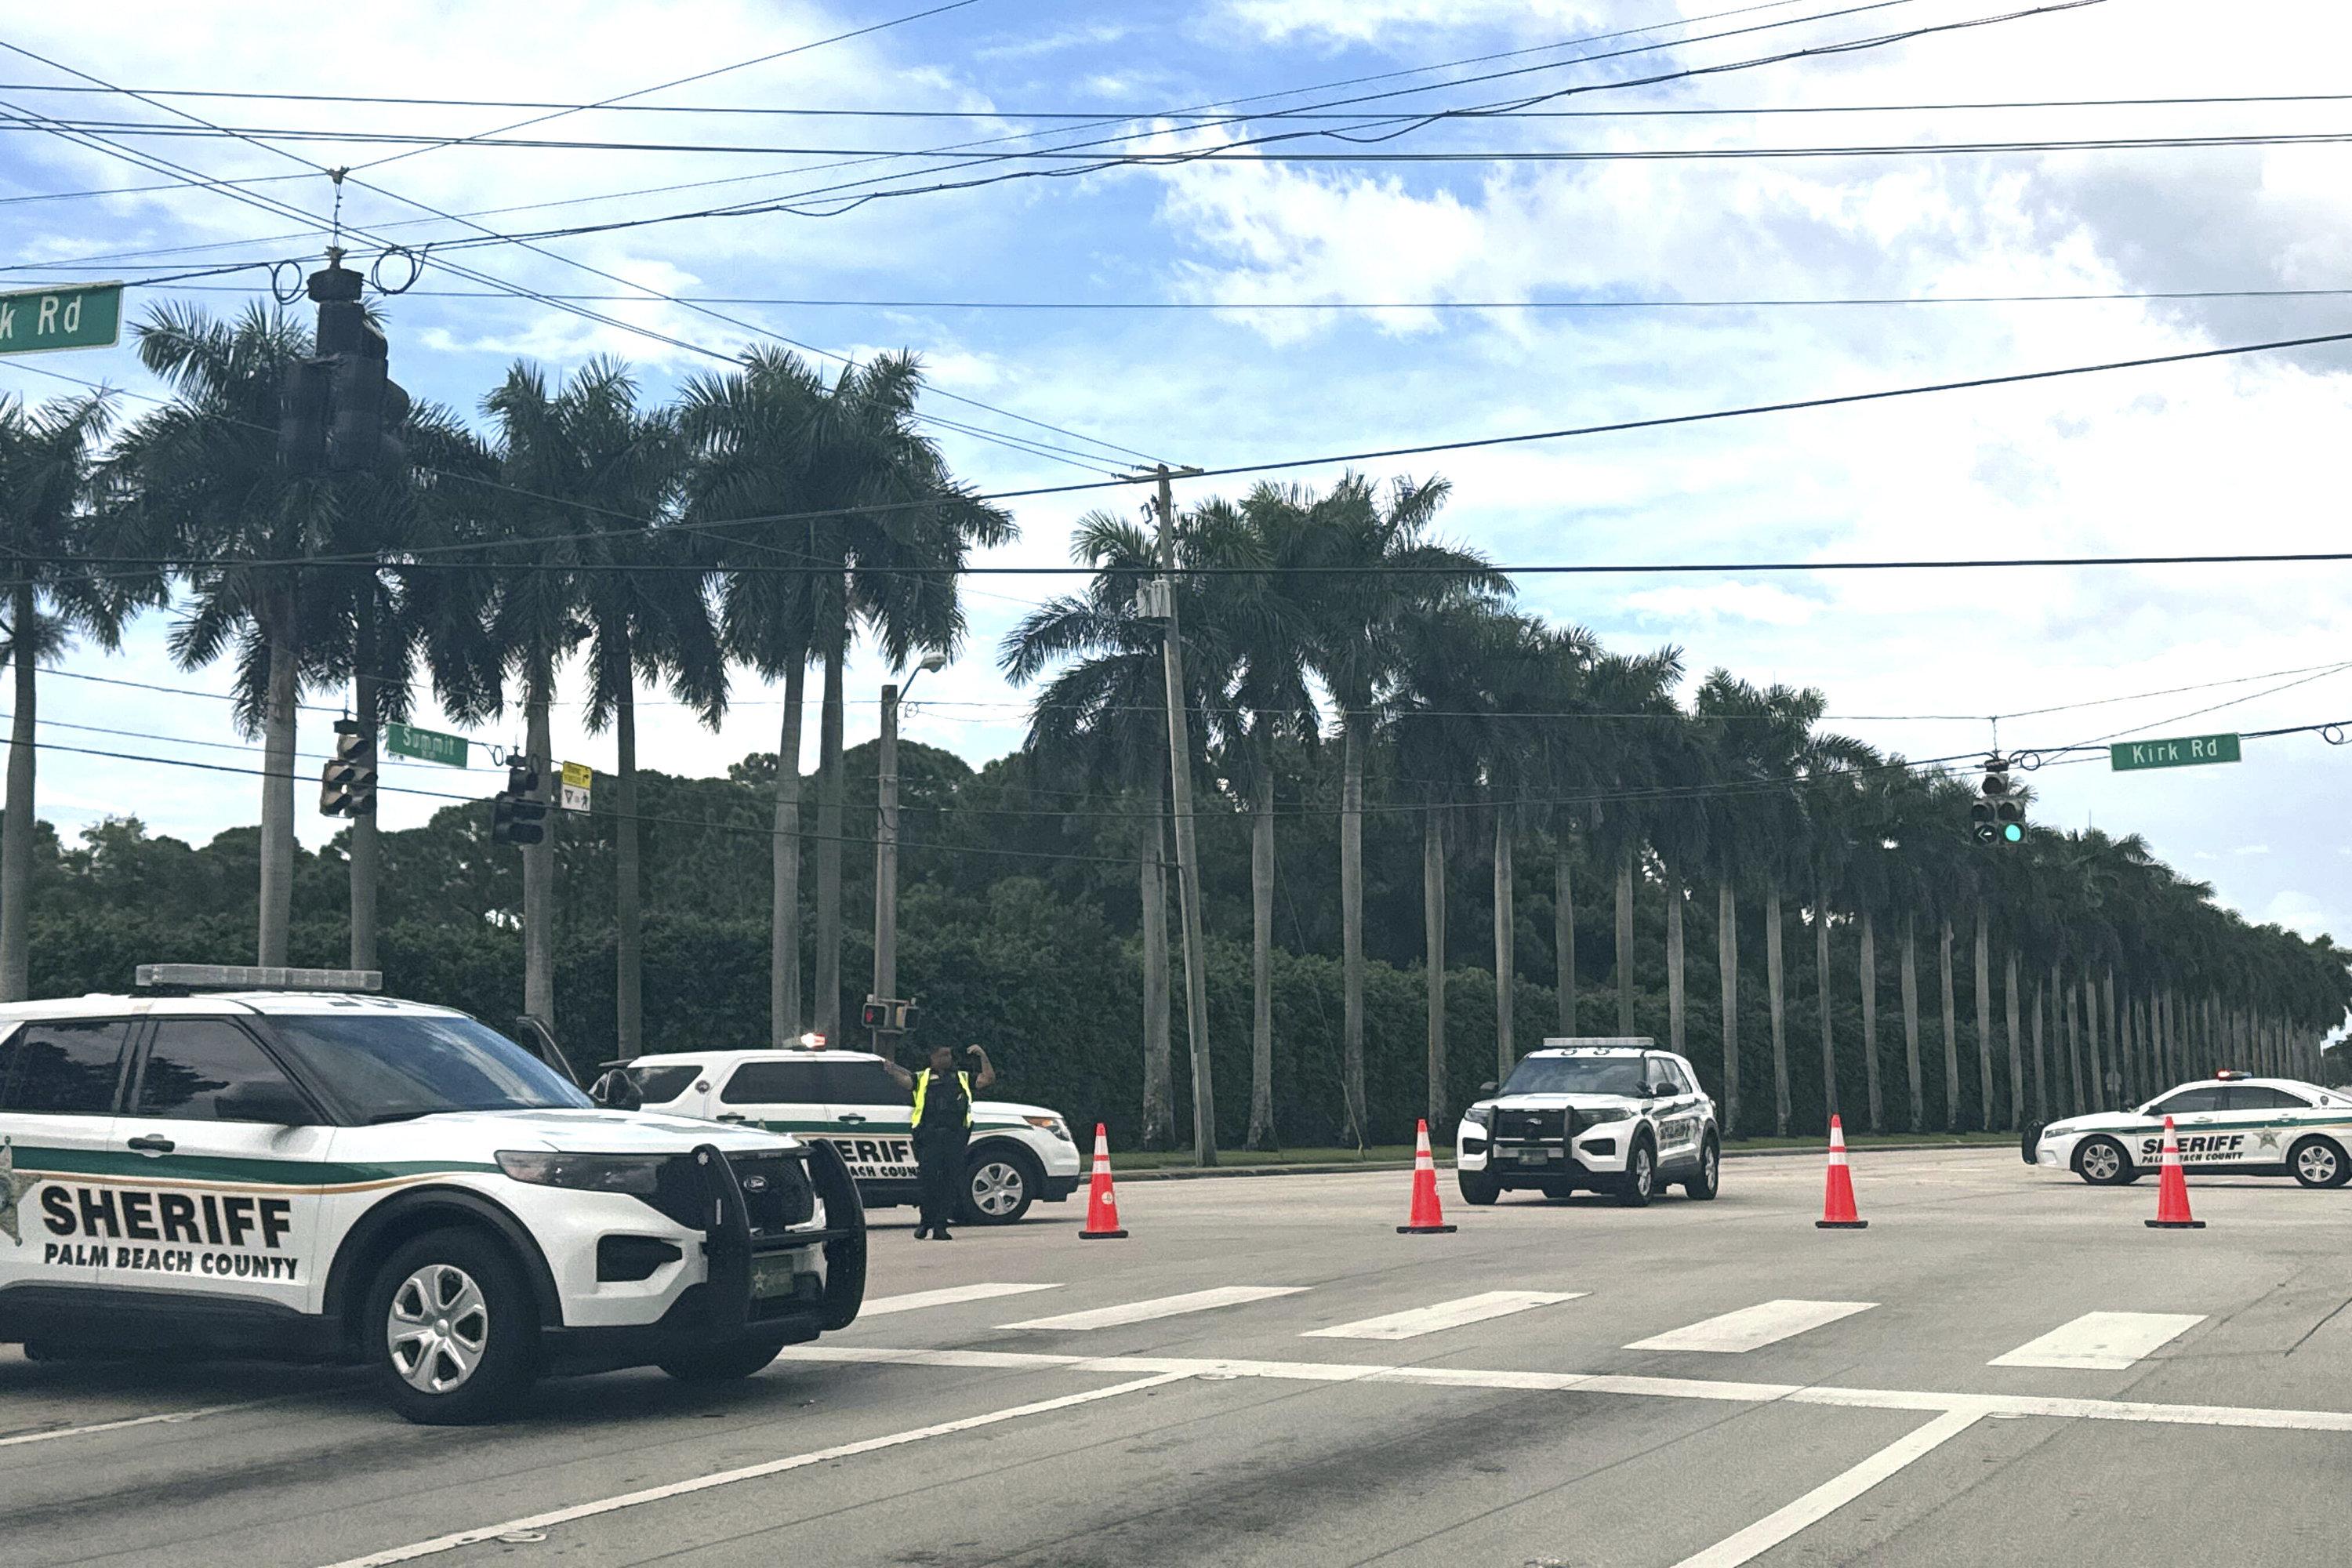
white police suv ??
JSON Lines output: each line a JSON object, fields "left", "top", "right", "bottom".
{"left": 0, "top": 967, "right": 866, "bottom": 1424}
{"left": 2029, "top": 1070, "right": 2352, "bottom": 1188}
{"left": 1454, "top": 1039, "right": 1720, "bottom": 1207}
{"left": 604, "top": 1045, "right": 1083, "bottom": 1225}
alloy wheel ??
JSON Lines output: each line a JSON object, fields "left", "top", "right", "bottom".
{"left": 969, "top": 1160, "right": 1027, "bottom": 1218}
{"left": 387, "top": 1263, "right": 489, "bottom": 1394}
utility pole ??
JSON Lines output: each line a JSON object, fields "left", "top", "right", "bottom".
{"left": 872, "top": 652, "right": 945, "bottom": 1055}
{"left": 1145, "top": 464, "right": 1217, "bottom": 1166}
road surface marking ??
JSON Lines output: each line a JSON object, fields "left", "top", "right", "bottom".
{"left": 859, "top": 1283, "right": 1062, "bottom": 1316}
{"left": 776, "top": 1345, "right": 2352, "bottom": 1430}
{"left": 0, "top": 1395, "right": 289, "bottom": 1448}
{"left": 1626, "top": 1299, "right": 1878, "bottom": 1354}
{"left": 1303, "top": 1290, "right": 1584, "bottom": 1341}
{"left": 1988, "top": 1312, "right": 2206, "bottom": 1370}
{"left": 313, "top": 1371, "right": 1192, "bottom": 1568}
{"left": 1001, "top": 1285, "right": 1306, "bottom": 1330}
{"left": 1666, "top": 1406, "right": 1984, "bottom": 1568}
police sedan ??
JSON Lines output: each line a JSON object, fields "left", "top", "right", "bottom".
{"left": 2030, "top": 1071, "right": 2352, "bottom": 1188}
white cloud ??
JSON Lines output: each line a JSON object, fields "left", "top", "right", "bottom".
{"left": 1623, "top": 582, "right": 1821, "bottom": 627}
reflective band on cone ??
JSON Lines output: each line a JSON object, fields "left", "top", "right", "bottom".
{"left": 1817, "top": 1114, "right": 1868, "bottom": 1229}
{"left": 1398, "top": 1119, "right": 1457, "bottom": 1234}
{"left": 2146, "top": 1115, "right": 2205, "bottom": 1230}
{"left": 1080, "top": 1123, "right": 1128, "bottom": 1240}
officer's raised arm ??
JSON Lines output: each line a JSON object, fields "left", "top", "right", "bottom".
{"left": 879, "top": 1056, "right": 915, "bottom": 1090}
{"left": 968, "top": 1044, "right": 996, "bottom": 1090}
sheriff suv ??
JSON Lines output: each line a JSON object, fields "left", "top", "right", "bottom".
{"left": 2029, "top": 1070, "right": 2352, "bottom": 1188}
{"left": 604, "top": 1046, "right": 1082, "bottom": 1225}
{"left": 0, "top": 967, "right": 866, "bottom": 1425}
{"left": 1454, "top": 1040, "right": 1720, "bottom": 1207}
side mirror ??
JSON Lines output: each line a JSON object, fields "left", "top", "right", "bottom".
{"left": 1479, "top": 1080, "right": 1498, "bottom": 1098}
{"left": 1644, "top": 1082, "right": 1668, "bottom": 1099}
{"left": 215, "top": 1080, "right": 318, "bottom": 1126}
{"left": 589, "top": 1069, "right": 643, "bottom": 1112}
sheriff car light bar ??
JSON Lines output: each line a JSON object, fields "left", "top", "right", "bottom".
{"left": 135, "top": 964, "right": 383, "bottom": 993}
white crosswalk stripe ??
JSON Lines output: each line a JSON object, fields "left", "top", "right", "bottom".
{"left": 1001, "top": 1285, "right": 1307, "bottom": 1330}
{"left": 1988, "top": 1311, "right": 2206, "bottom": 1370}
{"left": 860, "top": 1283, "right": 1062, "bottom": 1317}
{"left": 1303, "top": 1290, "right": 1584, "bottom": 1341}
{"left": 1624, "top": 1299, "right": 1878, "bottom": 1354}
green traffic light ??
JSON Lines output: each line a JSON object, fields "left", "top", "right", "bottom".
{"left": 2002, "top": 822, "right": 2024, "bottom": 844}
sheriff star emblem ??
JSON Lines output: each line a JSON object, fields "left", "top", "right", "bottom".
{"left": 2255, "top": 1128, "right": 2282, "bottom": 1152}
{"left": 0, "top": 1138, "right": 40, "bottom": 1247}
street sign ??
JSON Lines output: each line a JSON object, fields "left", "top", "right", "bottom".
{"left": 2109, "top": 733, "right": 2241, "bottom": 771}
{"left": 0, "top": 282, "right": 123, "bottom": 356}
{"left": 383, "top": 721, "right": 468, "bottom": 768}
{"left": 560, "top": 760, "right": 593, "bottom": 813}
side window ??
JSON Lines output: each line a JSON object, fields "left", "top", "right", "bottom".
{"left": 1671, "top": 1061, "right": 1700, "bottom": 1095}
{"left": 626, "top": 1063, "right": 702, "bottom": 1105}
{"left": 826, "top": 1062, "right": 913, "bottom": 1106}
{"left": 0, "top": 1021, "right": 132, "bottom": 1115}
{"left": 2224, "top": 1086, "right": 2310, "bottom": 1111}
{"left": 1645, "top": 1058, "right": 1676, "bottom": 1094}
{"left": 134, "top": 1020, "right": 304, "bottom": 1122}
{"left": 719, "top": 1061, "right": 826, "bottom": 1105}
{"left": 2151, "top": 1087, "right": 2223, "bottom": 1116}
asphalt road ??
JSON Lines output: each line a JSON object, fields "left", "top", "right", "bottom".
{"left": 7, "top": 1146, "right": 2352, "bottom": 1568}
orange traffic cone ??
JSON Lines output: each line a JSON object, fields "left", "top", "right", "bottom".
{"left": 1079, "top": 1123, "right": 1128, "bottom": 1240}
{"left": 1397, "top": 1119, "right": 1457, "bottom": 1234}
{"left": 2146, "top": 1116, "right": 2205, "bottom": 1229}
{"left": 1816, "top": 1114, "right": 1868, "bottom": 1229}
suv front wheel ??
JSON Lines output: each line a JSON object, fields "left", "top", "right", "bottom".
{"left": 959, "top": 1145, "right": 1040, "bottom": 1225}
{"left": 1617, "top": 1136, "right": 1657, "bottom": 1207}
{"left": 368, "top": 1228, "right": 541, "bottom": 1425}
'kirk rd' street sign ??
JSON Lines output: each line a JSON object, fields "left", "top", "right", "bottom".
{"left": 2110, "top": 733, "right": 2241, "bottom": 771}
{"left": 0, "top": 282, "right": 122, "bottom": 355}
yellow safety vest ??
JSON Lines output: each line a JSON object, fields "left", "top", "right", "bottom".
{"left": 912, "top": 1069, "right": 973, "bottom": 1128}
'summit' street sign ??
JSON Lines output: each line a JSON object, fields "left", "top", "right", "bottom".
{"left": 384, "top": 722, "right": 468, "bottom": 768}
{"left": 2109, "top": 733, "right": 2242, "bottom": 771}
{"left": 0, "top": 282, "right": 122, "bottom": 356}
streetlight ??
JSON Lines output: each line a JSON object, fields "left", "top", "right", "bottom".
{"left": 872, "top": 652, "right": 946, "bottom": 1054}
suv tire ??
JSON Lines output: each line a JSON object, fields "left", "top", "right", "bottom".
{"left": 1682, "top": 1135, "right": 1720, "bottom": 1200}
{"left": 1617, "top": 1135, "right": 1657, "bottom": 1207}
{"left": 659, "top": 1338, "right": 786, "bottom": 1382}
{"left": 958, "top": 1145, "right": 1040, "bottom": 1225}
{"left": 2289, "top": 1135, "right": 2351, "bottom": 1189}
{"left": 1457, "top": 1168, "right": 1501, "bottom": 1206}
{"left": 368, "top": 1227, "right": 541, "bottom": 1425}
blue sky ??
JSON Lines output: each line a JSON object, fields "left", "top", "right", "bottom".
{"left": 4, "top": 0, "right": 2351, "bottom": 940}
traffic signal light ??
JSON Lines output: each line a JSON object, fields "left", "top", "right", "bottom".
{"left": 318, "top": 719, "right": 376, "bottom": 817}
{"left": 278, "top": 358, "right": 330, "bottom": 477}
{"left": 278, "top": 263, "right": 409, "bottom": 479}
{"left": 861, "top": 996, "right": 887, "bottom": 1031}
{"left": 859, "top": 996, "right": 921, "bottom": 1033}
{"left": 1974, "top": 757, "right": 2024, "bottom": 845}
{"left": 491, "top": 758, "right": 547, "bottom": 847}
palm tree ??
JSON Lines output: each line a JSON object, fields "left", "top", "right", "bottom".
{"left": 1293, "top": 473, "right": 1499, "bottom": 1142}
{"left": 115, "top": 303, "right": 318, "bottom": 966}
{"left": 0, "top": 391, "right": 148, "bottom": 998}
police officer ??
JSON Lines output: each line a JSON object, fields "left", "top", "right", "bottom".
{"left": 883, "top": 1043, "right": 994, "bottom": 1240}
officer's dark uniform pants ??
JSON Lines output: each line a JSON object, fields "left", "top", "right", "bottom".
{"left": 915, "top": 1126, "right": 968, "bottom": 1232}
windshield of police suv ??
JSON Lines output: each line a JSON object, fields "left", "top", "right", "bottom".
{"left": 1499, "top": 1056, "right": 1649, "bottom": 1097}
{"left": 268, "top": 1014, "right": 591, "bottom": 1121}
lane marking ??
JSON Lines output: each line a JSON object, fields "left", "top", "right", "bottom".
{"left": 0, "top": 1395, "right": 291, "bottom": 1449}
{"left": 1001, "top": 1285, "right": 1306, "bottom": 1330}
{"left": 858, "top": 1283, "right": 1062, "bottom": 1317}
{"left": 1665, "top": 1406, "right": 1984, "bottom": 1568}
{"left": 1627, "top": 1299, "right": 1878, "bottom": 1354}
{"left": 776, "top": 1345, "right": 2352, "bottom": 1430}
{"left": 1989, "top": 1312, "right": 2207, "bottom": 1370}
{"left": 313, "top": 1371, "right": 1192, "bottom": 1568}
{"left": 1303, "top": 1290, "right": 1584, "bottom": 1341}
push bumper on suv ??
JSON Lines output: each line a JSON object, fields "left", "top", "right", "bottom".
{"left": 544, "top": 1138, "right": 867, "bottom": 1374}
{"left": 1457, "top": 1107, "right": 1635, "bottom": 1185}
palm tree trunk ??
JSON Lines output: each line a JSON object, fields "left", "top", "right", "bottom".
{"left": 1247, "top": 750, "right": 1276, "bottom": 1151}
{"left": 1556, "top": 846, "right": 1576, "bottom": 1034}
{"left": 1901, "top": 913, "right": 1923, "bottom": 1132}
{"left": 1815, "top": 887, "right": 1836, "bottom": 1125}
{"left": 770, "top": 659, "right": 807, "bottom": 1047}
{"left": 2064, "top": 973, "right": 2084, "bottom": 1113}
{"left": 1718, "top": 879, "right": 1739, "bottom": 1137}
{"left": 1939, "top": 920, "right": 1958, "bottom": 1131}
{"left": 1859, "top": 909, "right": 1882, "bottom": 1134}
{"left": 2005, "top": 947, "right": 2024, "bottom": 1131}
{"left": 615, "top": 672, "right": 643, "bottom": 1060}
{"left": 1615, "top": 852, "right": 1635, "bottom": 1035}
{"left": 348, "top": 590, "right": 379, "bottom": 975}
{"left": 1140, "top": 767, "right": 1174, "bottom": 1150}
{"left": 1, "top": 580, "right": 38, "bottom": 1001}
{"left": 522, "top": 648, "right": 557, "bottom": 1025}
{"left": 814, "top": 643, "right": 845, "bottom": 1043}
{"left": 1767, "top": 880, "right": 1789, "bottom": 1137}
{"left": 2031, "top": 976, "right": 2048, "bottom": 1122}
{"left": 1425, "top": 808, "right": 1447, "bottom": 1130}
{"left": 1665, "top": 880, "right": 1685, "bottom": 1062}
{"left": 1341, "top": 714, "right": 1366, "bottom": 1145}
{"left": 1973, "top": 905, "right": 1994, "bottom": 1131}
{"left": 2103, "top": 968, "right": 2121, "bottom": 1104}
{"left": 2085, "top": 971, "right": 2108, "bottom": 1111}
{"left": 1494, "top": 810, "right": 1516, "bottom": 1079}
{"left": 256, "top": 600, "right": 299, "bottom": 969}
